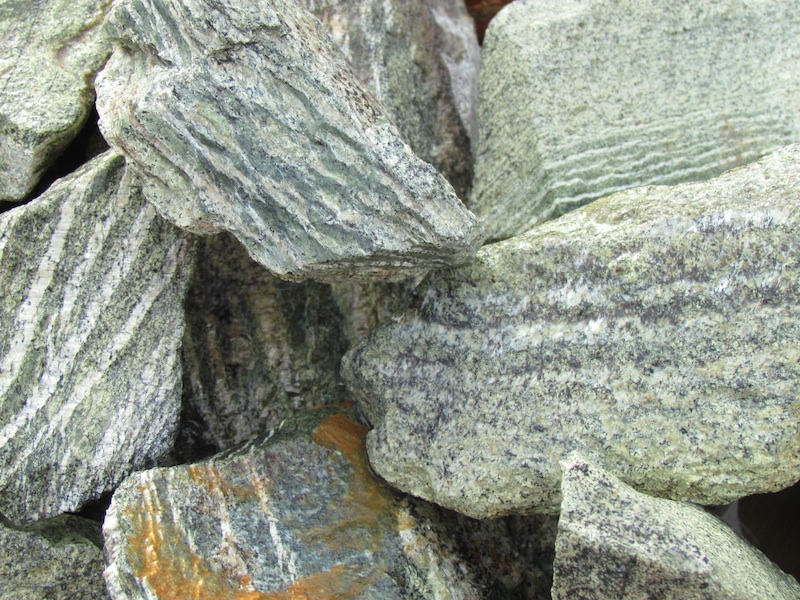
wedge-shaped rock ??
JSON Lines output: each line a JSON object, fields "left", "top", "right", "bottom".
{"left": 0, "top": 152, "right": 195, "bottom": 523}
{"left": 0, "top": 0, "right": 112, "bottom": 202}
{"left": 104, "top": 405, "right": 484, "bottom": 599}
{"left": 471, "top": 0, "right": 800, "bottom": 240}
{"left": 96, "top": 0, "right": 483, "bottom": 282}
{"left": 552, "top": 454, "right": 800, "bottom": 599}
{"left": 343, "top": 146, "right": 800, "bottom": 518}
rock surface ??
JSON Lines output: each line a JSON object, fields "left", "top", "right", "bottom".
{"left": 552, "top": 454, "right": 800, "bottom": 599}
{"left": 104, "top": 405, "right": 485, "bottom": 599}
{"left": 0, "top": 0, "right": 112, "bottom": 202}
{"left": 471, "top": 0, "right": 800, "bottom": 240}
{"left": 0, "top": 151, "right": 195, "bottom": 523}
{"left": 96, "top": 0, "right": 483, "bottom": 282}
{"left": 343, "top": 146, "right": 800, "bottom": 518}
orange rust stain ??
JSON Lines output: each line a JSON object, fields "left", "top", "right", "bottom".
{"left": 311, "top": 413, "right": 370, "bottom": 467}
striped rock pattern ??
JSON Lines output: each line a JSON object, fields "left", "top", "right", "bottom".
{"left": 95, "top": 0, "right": 483, "bottom": 282}
{"left": 471, "top": 0, "right": 800, "bottom": 240}
{"left": 0, "top": 151, "right": 195, "bottom": 524}
{"left": 343, "top": 146, "right": 800, "bottom": 518}
{"left": 552, "top": 454, "right": 800, "bottom": 599}
{"left": 0, "top": 0, "right": 112, "bottom": 202}
{"left": 104, "top": 406, "right": 484, "bottom": 600}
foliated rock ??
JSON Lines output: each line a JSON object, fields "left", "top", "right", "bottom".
{"left": 0, "top": 0, "right": 112, "bottom": 202}
{"left": 552, "top": 454, "right": 800, "bottom": 599}
{"left": 343, "top": 146, "right": 800, "bottom": 518}
{"left": 471, "top": 0, "right": 800, "bottom": 240}
{"left": 104, "top": 405, "right": 485, "bottom": 600}
{"left": 0, "top": 151, "right": 195, "bottom": 523}
{"left": 96, "top": 0, "right": 483, "bottom": 282}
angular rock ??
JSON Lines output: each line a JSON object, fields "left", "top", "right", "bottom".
{"left": 104, "top": 405, "right": 485, "bottom": 599}
{"left": 343, "top": 146, "right": 800, "bottom": 518}
{"left": 96, "top": 0, "right": 483, "bottom": 282}
{"left": 0, "top": 151, "right": 195, "bottom": 523}
{"left": 552, "top": 454, "right": 800, "bottom": 599}
{"left": 471, "top": 0, "right": 800, "bottom": 240}
{"left": 0, "top": 0, "right": 112, "bottom": 202}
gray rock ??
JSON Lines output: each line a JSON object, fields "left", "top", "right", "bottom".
{"left": 343, "top": 146, "right": 800, "bottom": 518}
{"left": 104, "top": 405, "right": 485, "bottom": 599}
{"left": 96, "top": 0, "right": 483, "bottom": 282}
{"left": 552, "top": 453, "right": 800, "bottom": 599}
{"left": 471, "top": 0, "right": 800, "bottom": 240}
{"left": 0, "top": 151, "right": 195, "bottom": 523}
{"left": 0, "top": 0, "right": 112, "bottom": 202}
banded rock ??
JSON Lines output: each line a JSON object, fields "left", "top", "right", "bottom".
{"left": 0, "top": 151, "right": 195, "bottom": 523}
{"left": 96, "top": 0, "right": 483, "bottom": 282}
{"left": 552, "top": 454, "right": 800, "bottom": 599}
{"left": 471, "top": 0, "right": 800, "bottom": 240}
{"left": 343, "top": 146, "right": 800, "bottom": 518}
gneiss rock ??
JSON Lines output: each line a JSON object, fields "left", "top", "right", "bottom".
{"left": 471, "top": 0, "right": 800, "bottom": 240}
{"left": 0, "top": 0, "right": 112, "bottom": 202}
{"left": 0, "top": 151, "right": 195, "bottom": 523}
{"left": 343, "top": 146, "right": 800, "bottom": 518}
{"left": 552, "top": 454, "right": 800, "bottom": 599}
{"left": 96, "top": 0, "right": 483, "bottom": 282}
{"left": 104, "top": 405, "right": 484, "bottom": 599}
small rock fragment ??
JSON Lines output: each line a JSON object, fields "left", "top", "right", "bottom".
{"left": 552, "top": 454, "right": 800, "bottom": 599}
{"left": 343, "top": 146, "right": 800, "bottom": 518}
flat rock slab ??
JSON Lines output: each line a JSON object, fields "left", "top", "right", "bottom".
{"left": 471, "top": 0, "right": 800, "bottom": 240}
{"left": 96, "top": 0, "right": 483, "bottom": 282}
{"left": 0, "top": 151, "right": 195, "bottom": 523}
{"left": 0, "top": 0, "right": 112, "bottom": 201}
{"left": 552, "top": 454, "right": 800, "bottom": 599}
{"left": 343, "top": 146, "right": 800, "bottom": 518}
{"left": 104, "top": 405, "right": 484, "bottom": 599}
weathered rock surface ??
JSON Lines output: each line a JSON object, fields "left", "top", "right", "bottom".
{"left": 343, "top": 146, "right": 800, "bottom": 518}
{"left": 0, "top": 0, "right": 112, "bottom": 202}
{"left": 552, "top": 454, "right": 800, "bottom": 599}
{"left": 471, "top": 0, "right": 800, "bottom": 240}
{"left": 104, "top": 405, "right": 485, "bottom": 599}
{"left": 0, "top": 514, "right": 108, "bottom": 599}
{"left": 96, "top": 0, "right": 483, "bottom": 282}
{"left": 0, "top": 151, "right": 195, "bottom": 523}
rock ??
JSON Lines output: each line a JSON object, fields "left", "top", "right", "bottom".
{"left": 0, "top": 514, "right": 108, "bottom": 599}
{"left": 0, "top": 0, "right": 112, "bottom": 202}
{"left": 0, "top": 151, "right": 195, "bottom": 523}
{"left": 552, "top": 454, "right": 800, "bottom": 599}
{"left": 96, "top": 0, "right": 483, "bottom": 282}
{"left": 104, "top": 405, "right": 485, "bottom": 599}
{"left": 343, "top": 146, "right": 800, "bottom": 518}
{"left": 470, "top": 0, "right": 800, "bottom": 240}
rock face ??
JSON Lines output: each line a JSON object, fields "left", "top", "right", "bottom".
{"left": 96, "top": 0, "right": 483, "bottom": 282}
{"left": 104, "top": 405, "right": 485, "bottom": 599}
{"left": 0, "top": 151, "right": 195, "bottom": 523}
{"left": 343, "top": 146, "right": 800, "bottom": 518}
{"left": 0, "top": 0, "right": 112, "bottom": 202}
{"left": 552, "top": 454, "right": 800, "bottom": 599}
{"left": 471, "top": 0, "right": 800, "bottom": 240}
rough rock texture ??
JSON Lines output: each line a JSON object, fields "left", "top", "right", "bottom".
{"left": 0, "top": 514, "right": 108, "bottom": 599}
{"left": 552, "top": 454, "right": 800, "bottom": 599}
{"left": 471, "top": 0, "right": 800, "bottom": 240}
{"left": 0, "top": 151, "right": 195, "bottom": 523}
{"left": 104, "top": 405, "right": 485, "bottom": 599}
{"left": 343, "top": 146, "right": 800, "bottom": 518}
{"left": 96, "top": 0, "right": 483, "bottom": 282}
{"left": 0, "top": 0, "right": 112, "bottom": 202}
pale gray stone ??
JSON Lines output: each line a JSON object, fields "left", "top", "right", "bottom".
{"left": 471, "top": 0, "right": 800, "bottom": 240}
{"left": 0, "top": 0, "right": 112, "bottom": 202}
{"left": 96, "top": 0, "right": 483, "bottom": 282}
{"left": 552, "top": 454, "right": 800, "bottom": 599}
{"left": 0, "top": 151, "right": 195, "bottom": 523}
{"left": 343, "top": 146, "right": 800, "bottom": 518}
